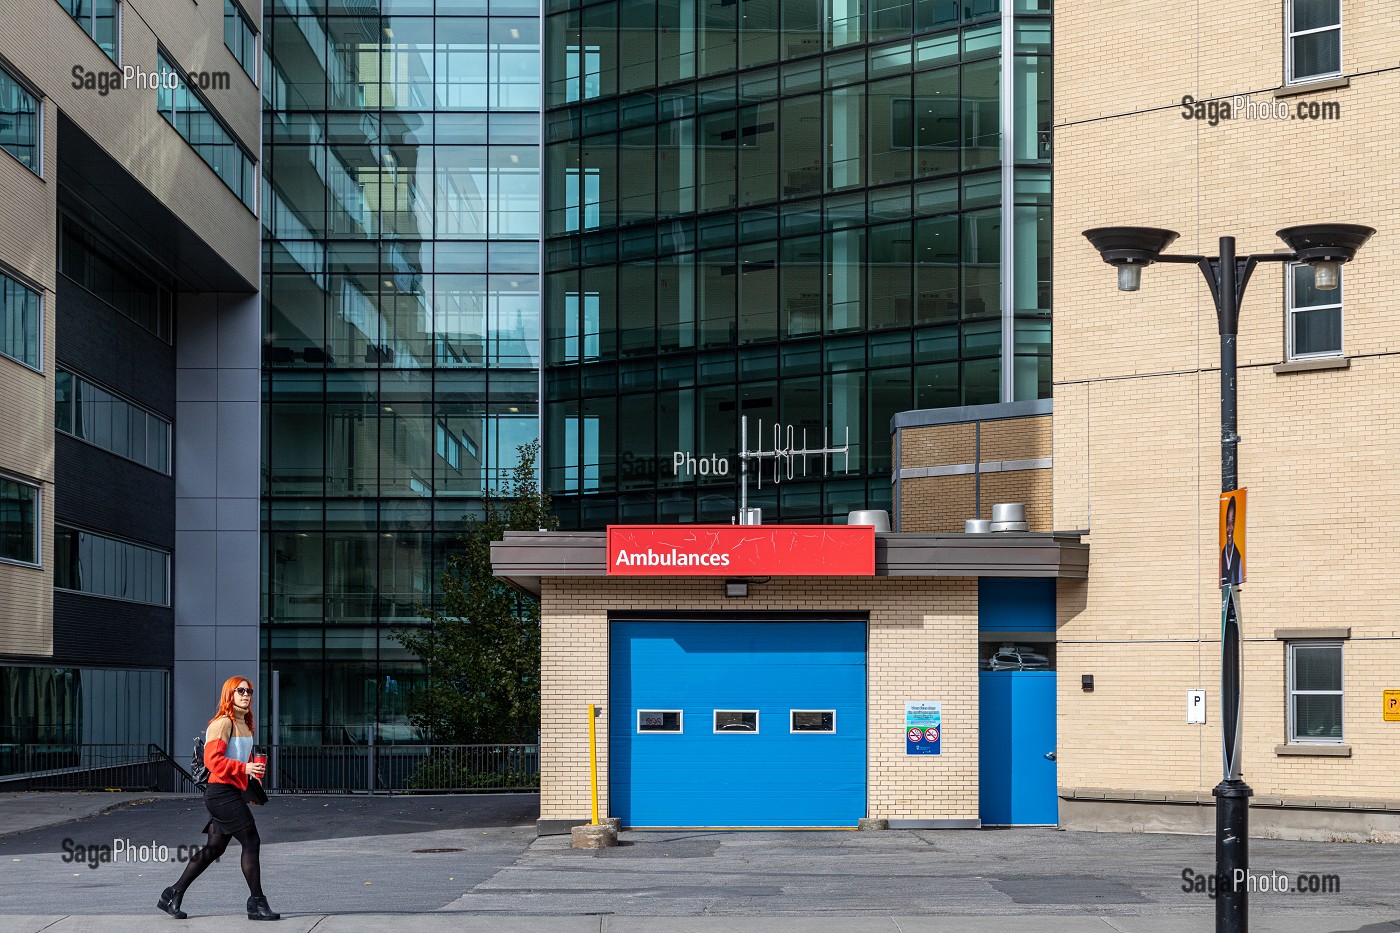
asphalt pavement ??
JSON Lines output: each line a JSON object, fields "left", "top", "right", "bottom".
{"left": 0, "top": 793, "right": 1398, "bottom": 933}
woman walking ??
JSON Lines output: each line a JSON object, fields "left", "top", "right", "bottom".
{"left": 157, "top": 675, "right": 279, "bottom": 921}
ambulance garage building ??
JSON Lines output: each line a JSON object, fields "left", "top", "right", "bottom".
{"left": 491, "top": 525, "right": 1088, "bottom": 833}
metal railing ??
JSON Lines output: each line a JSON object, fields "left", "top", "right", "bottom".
{"left": 0, "top": 742, "right": 539, "bottom": 795}
{"left": 273, "top": 744, "right": 540, "bottom": 794}
{"left": 0, "top": 744, "right": 202, "bottom": 793}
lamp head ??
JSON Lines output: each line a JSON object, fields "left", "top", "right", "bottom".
{"left": 1277, "top": 223, "right": 1375, "bottom": 291}
{"left": 1083, "top": 227, "right": 1181, "bottom": 292}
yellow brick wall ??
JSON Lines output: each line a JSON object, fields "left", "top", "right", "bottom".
{"left": 1056, "top": 0, "right": 1400, "bottom": 801}
{"left": 539, "top": 576, "right": 980, "bottom": 824}
{"left": 899, "top": 423, "right": 976, "bottom": 471}
{"left": 900, "top": 474, "right": 976, "bottom": 533}
{"left": 979, "top": 417, "right": 1051, "bottom": 463}
{"left": 897, "top": 415, "right": 1051, "bottom": 532}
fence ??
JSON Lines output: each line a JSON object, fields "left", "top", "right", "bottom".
{"left": 0, "top": 743, "right": 540, "bottom": 795}
{"left": 0, "top": 744, "right": 202, "bottom": 793}
{"left": 274, "top": 744, "right": 540, "bottom": 794}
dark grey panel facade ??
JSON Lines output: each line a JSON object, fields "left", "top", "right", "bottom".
{"left": 51, "top": 590, "right": 173, "bottom": 669}
{"left": 54, "top": 435, "right": 175, "bottom": 551}
{"left": 55, "top": 279, "right": 176, "bottom": 420}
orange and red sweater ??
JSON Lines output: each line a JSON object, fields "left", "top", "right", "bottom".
{"left": 204, "top": 715, "right": 254, "bottom": 791}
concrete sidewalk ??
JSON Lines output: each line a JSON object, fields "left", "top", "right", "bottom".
{"left": 4, "top": 796, "right": 1399, "bottom": 932}
{"left": 0, "top": 793, "right": 186, "bottom": 838}
{"left": 2, "top": 914, "right": 1397, "bottom": 932}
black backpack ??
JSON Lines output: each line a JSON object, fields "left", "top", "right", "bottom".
{"left": 190, "top": 734, "right": 210, "bottom": 788}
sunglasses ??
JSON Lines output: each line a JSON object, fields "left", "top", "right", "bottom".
{"left": 235, "top": 687, "right": 254, "bottom": 696}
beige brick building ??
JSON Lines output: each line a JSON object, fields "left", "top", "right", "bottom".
{"left": 0, "top": 0, "right": 261, "bottom": 769}
{"left": 1054, "top": 0, "right": 1400, "bottom": 840}
{"left": 494, "top": 529, "right": 1085, "bottom": 832}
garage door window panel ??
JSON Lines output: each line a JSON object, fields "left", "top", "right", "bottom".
{"left": 791, "top": 710, "right": 835, "bottom": 732}
{"left": 714, "top": 710, "right": 758, "bottom": 733}
{"left": 637, "top": 710, "right": 683, "bottom": 733}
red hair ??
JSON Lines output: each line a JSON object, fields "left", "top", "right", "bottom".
{"left": 208, "top": 675, "right": 255, "bottom": 733}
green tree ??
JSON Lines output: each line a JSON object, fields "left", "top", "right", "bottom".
{"left": 394, "top": 441, "right": 557, "bottom": 744}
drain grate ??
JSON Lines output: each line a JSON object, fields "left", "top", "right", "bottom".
{"left": 412, "top": 847, "right": 466, "bottom": 853}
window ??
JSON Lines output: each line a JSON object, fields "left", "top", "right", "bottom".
{"left": 1287, "top": 641, "right": 1343, "bottom": 743}
{"left": 0, "top": 270, "right": 42, "bottom": 370}
{"left": 156, "top": 52, "right": 257, "bottom": 213}
{"left": 59, "top": 216, "right": 173, "bottom": 342}
{"left": 637, "top": 710, "right": 683, "bottom": 733}
{"left": 55, "top": 525, "right": 171, "bottom": 606}
{"left": 55, "top": 368, "right": 172, "bottom": 474}
{"left": 56, "top": 0, "right": 119, "bottom": 61}
{"left": 566, "top": 45, "right": 602, "bottom": 103}
{"left": 1288, "top": 0, "right": 1341, "bottom": 84}
{"left": 0, "top": 476, "right": 40, "bottom": 566}
{"left": 1287, "top": 262, "right": 1342, "bottom": 360}
{"left": 0, "top": 66, "right": 40, "bottom": 174}
{"left": 790, "top": 710, "right": 835, "bottom": 733}
{"left": 224, "top": 0, "right": 258, "bottom": 83}
{"left": 713, "top": 710, "right": 758, "bottom": 733}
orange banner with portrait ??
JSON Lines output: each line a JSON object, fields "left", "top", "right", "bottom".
{"left": 1219, "top": 488, "right": 1246, "bottom": 587}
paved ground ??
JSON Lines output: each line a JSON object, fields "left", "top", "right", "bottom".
{"left": 1, "top": 794, "right": 1398, "bottom": 932}
{"left": 0, "top": 792, "right": 170, "bottom": 838}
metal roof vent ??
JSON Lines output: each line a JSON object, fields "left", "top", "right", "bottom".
{"left": 990, "top": 503, "right": 1029, "bottom": 532}
{"left": 847, "top": 509, "right": 891, "bottom": 532}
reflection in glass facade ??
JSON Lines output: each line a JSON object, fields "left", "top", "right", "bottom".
{"left": 261, "top": 0, "right": 541, "bottom": 745}
{"left": 0, "top": 666, "right": 168, "bottom": 777}
{"left": 544, "top": 0, "right": 1050, "bottom": 526}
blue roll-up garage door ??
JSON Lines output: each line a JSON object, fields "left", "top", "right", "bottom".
{"left": 609, "top": 619, "right": 867, "bottom": 828}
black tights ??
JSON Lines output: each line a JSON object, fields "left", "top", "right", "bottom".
{"left": 171, "top": 825, "right": 263, "bottom": 898}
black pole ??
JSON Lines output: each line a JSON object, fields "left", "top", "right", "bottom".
{"left": 1210, "top": 236, "right": 1252, "bottom": 933}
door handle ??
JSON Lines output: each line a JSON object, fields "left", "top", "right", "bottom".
{"left": 1044, "top": 752, "right": 1056, "bottom": 761}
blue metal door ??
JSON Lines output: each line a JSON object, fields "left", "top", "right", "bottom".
{"left": 979, "top": 670, "right": 1057, "bottom": 825}
{"left": 609, "top": 620, "right": 866, "bottom": 828}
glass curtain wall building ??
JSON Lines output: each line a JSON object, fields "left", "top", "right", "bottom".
{"left": 261, "top": 0, "right": 542, "bottom": 744}
{"left": 543, "top": 0, "right": 1051, "bottom": 527}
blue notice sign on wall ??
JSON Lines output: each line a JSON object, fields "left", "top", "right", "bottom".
{"left": 905, "top": 701, "right": 942, "bottom": 755}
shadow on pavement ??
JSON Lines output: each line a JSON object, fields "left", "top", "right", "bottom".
{"left": 0, "top": 793, "right": 540, "bottom": 855}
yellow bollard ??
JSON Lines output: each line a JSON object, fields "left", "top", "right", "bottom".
{"left": 588, "top": 703, "right": 599, "bottom": 826}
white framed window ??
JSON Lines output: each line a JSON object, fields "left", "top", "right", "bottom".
{"left": 0, "top": 64, "right": 42, "bottom": 176}
{"left": 790, "top": 710, "right": 836, "bottom": 733}
{"left": 0, "top": 269, "right": 42, "bottom": 372}
{"left": 1287, "top": 0, "right": 1341, "bottom": 84}
{"left": 1287, "top": 641, "right": 1343, "bottom": 744}
{"left": 1286, "top": 262, "right": 1343, "bottom": 360}
{"left": 0, "top": 473, "right": 41, "bottom": 567}
{"left": 636, "top": 710, "right": 682, "bottom": 733}
{"left": 713, "top": 710, "right": 758, "bottom": 733}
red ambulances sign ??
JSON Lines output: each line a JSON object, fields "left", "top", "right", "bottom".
{"left": 605, "top": 524, "right": 876, "bottom": 577}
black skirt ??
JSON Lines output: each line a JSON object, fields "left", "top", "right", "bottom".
{"left": 202, "top": 782, "right": 255, "bottom": 835}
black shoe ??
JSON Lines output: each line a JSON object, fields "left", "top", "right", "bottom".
{"left": 157, "top": 886, "right": 187, "bottom": 919}
{"left": 247, "top": 894, "right": 281, "bottom": 921}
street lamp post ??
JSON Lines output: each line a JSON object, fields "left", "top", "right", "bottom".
{"left": 1083, "top": 223, "right": 1374, "bottom": 933}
